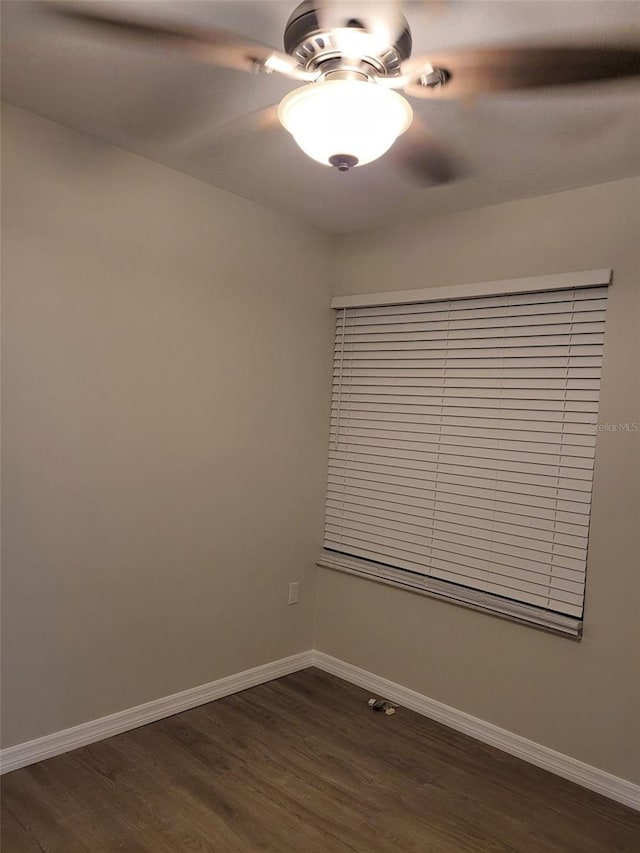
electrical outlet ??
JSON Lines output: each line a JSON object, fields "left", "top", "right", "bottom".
{"left": 288, "top": 581, "right": 300, "bottom": 605}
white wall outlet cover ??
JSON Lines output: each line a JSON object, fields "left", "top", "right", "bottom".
{"left": 288, "top": 581, "right": 300, "bottom": 605}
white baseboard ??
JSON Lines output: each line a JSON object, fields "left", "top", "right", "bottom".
{"left": 0, "top": 651, "right": 314, "bottom": 775}
{"left": 2, "top": 648, "right": 638, "bottom": 812}
{"left": 311, "top": 651, "right": 640, "bottom": 812}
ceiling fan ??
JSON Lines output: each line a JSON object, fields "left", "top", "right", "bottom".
{"left": 52, "top": 1, "right": 640, "bottom": 183}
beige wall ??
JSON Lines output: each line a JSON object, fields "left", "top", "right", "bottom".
{"left": 3, "top": 102, "right": 639, "bottom": 785}
{"left": 1, "top": 104, "right": 334, "bottom": 747}
{"left": 316, "top": 178, "right": 640, "bottom": 782}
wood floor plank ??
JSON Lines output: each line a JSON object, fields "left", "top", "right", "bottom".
{"left": 2, "top": 668, "right": 639, "bottom": 852}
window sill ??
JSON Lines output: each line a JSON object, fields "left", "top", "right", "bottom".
{"left": 317, "top": 552, "right": 583, "bottom": 639}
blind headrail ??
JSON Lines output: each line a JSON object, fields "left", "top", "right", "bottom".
{"left": 331, "top": 269, "right": 612, "bottom": 310}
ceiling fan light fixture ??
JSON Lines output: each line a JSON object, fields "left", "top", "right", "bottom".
{"left": 278, "top": 79, "right": 413, "bottom": 169}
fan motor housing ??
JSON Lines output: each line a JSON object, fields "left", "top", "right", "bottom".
{"left": 284, "top": 0, "right": 412, "bottom": 79}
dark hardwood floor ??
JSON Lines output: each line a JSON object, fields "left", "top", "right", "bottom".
{"left": 2, "top": 668, "right": 639, "bottom": 852}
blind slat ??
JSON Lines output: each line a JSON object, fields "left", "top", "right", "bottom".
{"left": 330, "top": 434, "right": 597, "bottom": 465}
{"left": 329, "top": 426, "right": 597, "bottom": 453}
{"left": 326, "top": 481, "right": 591, "bottom": 520}
{"left": 325, "top": 518, "right": 587, "bottom": 566}
{"left": 332, "top": 397, "right": 600, "bottom": 412}
{"left": 328, "top": 460, "right": 594, "bottom": 492}
{"left": 325, "top": 509, "right": 589, "bottom": 554}
{"left": 329, "top": 447, "right": 595, "bottom": 479}
{"left": 326, "top": 496, "right": 590, "bottom": 539}
{"left": 338, "top": 330, "right": 605, "bottom": 344}
{"left": 339, "top": 309, "right": 606, "bottom": 330}
{"left": 326, "top": 484, "right": 592, "bottom": 526}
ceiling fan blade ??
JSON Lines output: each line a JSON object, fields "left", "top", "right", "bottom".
{"left": 179, "top": 105, "right": 281, "bottom": 151}
{"left": 51, "top": 4, "right": 317, "bottom": 82}
{"left": 391, "top": 121, "right": 463, "bottom": 186}
{"left": 402, "top": 45, "right": 640, "bottom": 99}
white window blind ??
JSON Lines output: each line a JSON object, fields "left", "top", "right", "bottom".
{"left": 321, "top": 281, "right": 609, "bottom": 636}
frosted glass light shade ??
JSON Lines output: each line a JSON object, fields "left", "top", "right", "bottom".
{"left": 278, "top": 79, "right": 413, "bottom": 168}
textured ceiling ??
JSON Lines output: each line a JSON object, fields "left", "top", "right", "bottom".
{"left": 2, "top": 1, "right": 639, "bottom": 234}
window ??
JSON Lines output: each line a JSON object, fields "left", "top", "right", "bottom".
{"left": 320, "top": 270, "right": 610, "bottom": 637}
